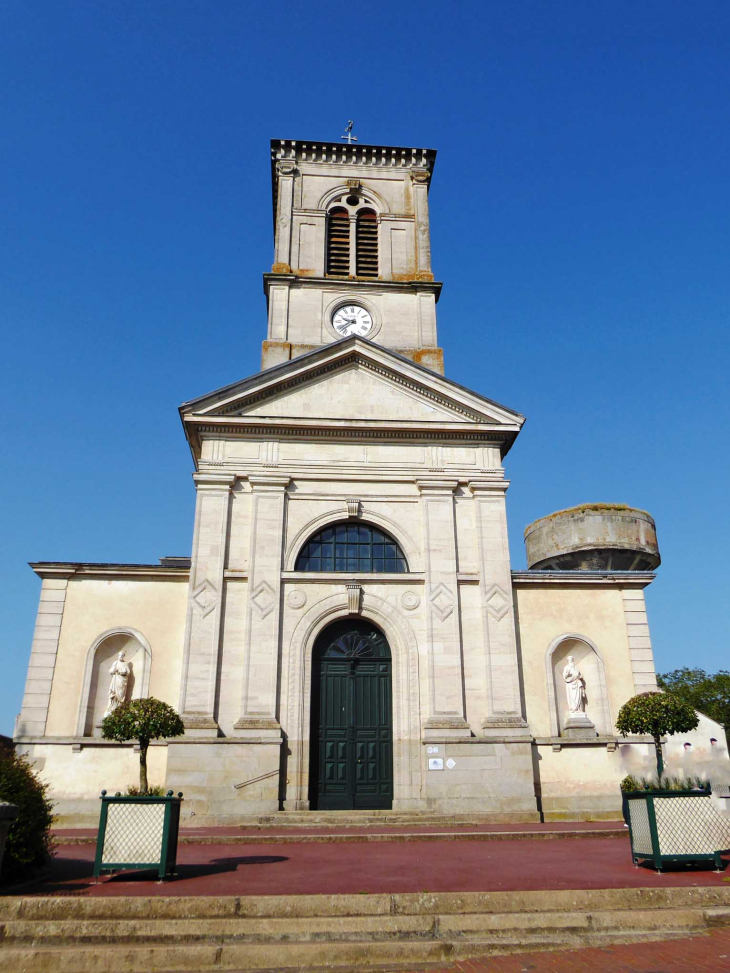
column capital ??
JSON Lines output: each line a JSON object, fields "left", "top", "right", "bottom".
{"left": 468, "top": 480, "right": 509, "bottom": 497}
{"left": 192, "top": 472, "right": 236, "bottom": 491}
{"left": 416, "top": 479, "right": 459, "bottom": 496}
{"left": 248, "top": 475, "right": 291, "bottom": 493}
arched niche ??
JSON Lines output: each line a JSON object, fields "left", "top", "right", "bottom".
{"left": 77, "top": 628, "right": 152, "bottom": 737}
{"left": 545, "top": 634, "right": 611, "bottom": 737}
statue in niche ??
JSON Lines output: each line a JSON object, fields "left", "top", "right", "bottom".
{"left": 563, "top": 655, "right": 587, "bottom": 717}
{"left": 103, "top": 650, "right": 130, "bottom": 718}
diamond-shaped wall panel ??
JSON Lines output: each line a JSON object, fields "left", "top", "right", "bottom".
{"left": 192, "top": 579, "right": 218, "bottom": 617}
{"left": 485, "top": 584, "right": 510, "bottom": 621}
{"left": 429, "top": 582, "right": 454, "bottom": 621}
{"left": 252, "top": 580, "right": 276, "bottom": 619}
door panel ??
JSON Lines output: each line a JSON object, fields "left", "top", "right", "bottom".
{"left": 311, "top": 622, "right": 393, "bottom": 810}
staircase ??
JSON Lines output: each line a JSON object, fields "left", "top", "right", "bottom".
{"left": 232, "top": 810, "right": 542, "bottom": 828}
{"left": 1, "top": 887, "right": 729, "bottom": 972}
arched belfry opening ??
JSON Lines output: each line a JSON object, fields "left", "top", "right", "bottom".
{"left": 326, "top": 206, "right": 350, "bottom": 276}
{"left": 309, "top": 618, "right": 393, "bottom": 810}
{"left": 355, "top": 208, "right": 378, "bottom": 277}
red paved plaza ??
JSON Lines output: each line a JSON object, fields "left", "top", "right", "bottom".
{"left": 13, "top": 833, "right": 730, "bottom": 897}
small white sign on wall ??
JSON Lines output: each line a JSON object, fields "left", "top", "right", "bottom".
{"left": 446, "top": 758, "right": 456, "bottom": 769}
{"left": 428, "top": 757, "right": 444, "bottom": 771}
{"left": 427, "top": 746, "right": 439, "bottom": 754}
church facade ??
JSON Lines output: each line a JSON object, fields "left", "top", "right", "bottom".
{"left": 17, "top": 138, "right": 718, "bottom": 826}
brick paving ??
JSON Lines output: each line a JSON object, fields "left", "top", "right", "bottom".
{"left": 401, "top": 927, "right": 730, "bottom": 971}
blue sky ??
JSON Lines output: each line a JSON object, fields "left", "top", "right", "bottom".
{"left": 1, "top": 1, "right": 728, "bottom": 736}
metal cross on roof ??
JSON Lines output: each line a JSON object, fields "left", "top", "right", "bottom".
{"left": 340, "top": 120, "right": 358, "bottom": 144}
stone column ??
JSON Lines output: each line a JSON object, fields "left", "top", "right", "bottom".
{"left": 179, "top": 472, "right": 235, "bottom": 735}
{"left": 16, "top": 572, "right": 72, "bottom": 738}
{"left": 417, "top": 480, "right": 470, "bottom": 737}
{"left": 235, "top": 475, "right": 290, "bottom": 734}
{"left": 469, "top": 481, "right": 529, "bottom": 737}
{"left": 412, "top": 171, "right": 433, "bottom": 281}
{"left": 272, "top": 161, "right": 296, "bottom": 273}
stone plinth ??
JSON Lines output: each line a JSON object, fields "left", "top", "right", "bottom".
{"left": 563, "top": 714, "right": 597, "bottom": 741}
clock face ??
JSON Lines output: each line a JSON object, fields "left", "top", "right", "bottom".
{"left": 332, "top": 304, "right": 373, "bottom": 337}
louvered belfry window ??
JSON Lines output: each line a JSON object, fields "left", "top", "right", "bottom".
{"left": 326, "top": 207, "right": 350, "bottom": 276}
{"left": 356, "top": 209, "right": 378, "bottom": 277}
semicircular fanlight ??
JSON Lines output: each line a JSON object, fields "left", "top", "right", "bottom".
{"left": 295, "top": 522, "right": 408, "bottom": 573}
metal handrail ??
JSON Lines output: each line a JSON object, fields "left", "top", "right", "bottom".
{"left": 233, "top": 769, "right": 283, "bottom": 790}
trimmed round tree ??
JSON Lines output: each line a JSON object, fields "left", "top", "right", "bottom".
{"left": 101, "top": 698, "right": 184, "bottom": 795}
{"left": 616, "top": 691, "right": 698, "bottom": 779}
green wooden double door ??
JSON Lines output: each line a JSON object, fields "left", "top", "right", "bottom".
{"left": 310, "top": 620, "right": 393, "bottom": 810}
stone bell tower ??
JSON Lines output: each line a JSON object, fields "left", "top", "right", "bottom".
{"left": 262, "top": 138, "right": 444, "bottom": 373}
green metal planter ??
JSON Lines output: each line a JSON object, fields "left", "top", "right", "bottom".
{"left": 626, "top": 788, "right": 730, "bottom": 872}
{"left": 93, "top": 790, "right": 183, "bottom": 881}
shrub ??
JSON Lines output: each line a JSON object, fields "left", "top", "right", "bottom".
{"left": 101, "top": 698, "right": 184, "bottom": 794}
{"left": 0, "top": 749, "right": 54, "bottom": 881}
{"left": 126, "top": 783, "right": 166, "bottom": 797}
{"left": 621, "top": 773, "right": 709, "bottom": 793}
{"left": 616, "top": 691, "right": 699, "bottom": 778}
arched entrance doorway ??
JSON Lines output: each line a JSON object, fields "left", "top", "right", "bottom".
{"left": 309, "top": 619, "right": 393, "bottom": 810}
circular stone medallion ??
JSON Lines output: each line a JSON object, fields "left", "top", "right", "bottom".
{"left": 401, "top": 591, "right": 420, "bottom": 611}
{"left": 287, "top": 589, "right": 307, "bottom": 610}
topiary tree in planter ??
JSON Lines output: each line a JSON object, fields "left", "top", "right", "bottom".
{"left": 616, "top": 691, "right": 698, "bottom": 779}
{"left": 101, "top": 698, "right": 184, "bottom": 795}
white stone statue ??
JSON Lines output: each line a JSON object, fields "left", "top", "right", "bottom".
{"left": 563, "top": 655, "right": 587, "bottom": 716}
{"left": 103, "top": 651, "right": 130, "bottom": 718}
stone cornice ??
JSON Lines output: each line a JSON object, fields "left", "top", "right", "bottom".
{"left": 511, "top": 570, "right": 655, "bottom": 588}
{"left": 29, "top": 562, "right": 190, "bottom": 581}
{"left": 272, "top": 139, "right": 436, "bottom": 173}
{"left": 282, "top": 572, "right": 425, "bottom": 584}
{"left": 187, "top": 417, "right": 509, "bottom": 442}
{"left": 263, "top": 274, "right": 443, "bottom": 300}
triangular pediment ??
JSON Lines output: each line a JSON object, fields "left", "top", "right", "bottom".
{"left": 234, "top": 362, "right": 476, "bottom": 423}
{"left": 181, "top": 337, "right": 524, "bottom": 430}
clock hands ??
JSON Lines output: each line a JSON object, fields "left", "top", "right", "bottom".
{"left": 333, "top": 305, "right": 371, "bottom": 336}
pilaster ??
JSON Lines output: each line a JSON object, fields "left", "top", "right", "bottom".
{"left": 179, "top": 472, "right": 235, "bottom": 735}
{"left": 272, "top": 161, "right": 296, "bottom": 272}
{"left": 469, "top": 481, "right": 530, "bottom": 738}
{"left": 412, "top": 171, "right": 433, "bottom": 281}
{"left": 417, "top": 480, "right": 470, "bottom": 738}
{"left": 235, "top": 475, "right": 290, "bottom": 737}
{"left": 16, "top": 574, "right": 72, "bottom": 737}
{"left": 622, "top": 588, "right": 658, "bottom": 691}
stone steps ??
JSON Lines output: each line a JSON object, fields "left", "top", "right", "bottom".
{"left": 56, "top": 827, "right": 625, "bottom": 846}
{"left": 1, "top": 889, "right": 728, "bottom": 972}
{"left": 259, "top": 811, "right": 541, "bottom": 827}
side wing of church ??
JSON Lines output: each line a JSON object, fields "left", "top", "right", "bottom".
{"left": 15, "top": 139, "right": 726, "bottom": 825}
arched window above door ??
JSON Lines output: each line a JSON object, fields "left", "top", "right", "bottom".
{"left": 295, "top": 522, "right": 408, "bottom": 573}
